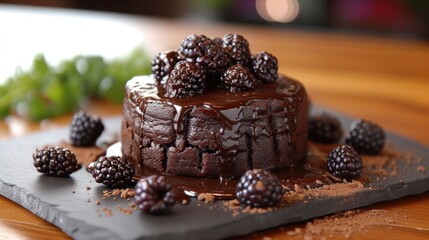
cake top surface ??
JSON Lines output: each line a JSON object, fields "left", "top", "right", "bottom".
{"left": 126, "top": 75, "right": 306, "bottom": 111}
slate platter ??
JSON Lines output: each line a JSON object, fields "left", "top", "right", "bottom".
{"left": 1, "top": 108, "right": 429, "bottom": 240}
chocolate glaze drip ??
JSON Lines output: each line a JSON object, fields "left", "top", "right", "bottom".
{"left": 121, "top": 75, "right": 308, "bottom": 179}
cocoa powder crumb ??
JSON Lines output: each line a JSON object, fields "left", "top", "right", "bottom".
{"left": 101, "top": 188, "right": 136, "bottom": 201}
{"left": 111, "top": 189, "right": 121, "bottom": 196}
{"left": 417, "top": 165, "right": 426, "bottom": 172}
{"left": 116, "top": 204, "right": 135, "bottom": 215}
{"left": 197, "top": 193, "right": 215, "bottom": 203}
{"left": 128, "top": 202, "right": 137, "bottom": 210}
{"left": 101, "top": 207, "right": 113, "bottom": 217}
{"left": 86, "top": 186, "right": 91, "bottom": 190}
{"left": 102, "top": 190, "right": 110, "bottom": 198}
{"left": 121, "top": 188, "right": 135, "bottom": 199}
{"left": 223, "top": 199, "right": 241, "bottom": 217}
{"left": 242, "top": 206, "right": 275, "bottom": 214}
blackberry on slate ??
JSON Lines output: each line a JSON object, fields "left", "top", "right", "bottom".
{"left": 134, "top": 175, "right": 176, "bottom": 215}
{"left": 308, "top": 113, "right": 343, "bottom": 143}
{"left": 165, "top": 60, "right": 206, "bottom": 98}
{"left": 251, "top": 51, "right": 278, "bottom": 83}
{"left": 222, "top": 33, "right": 251, "bottom": 65}
{"left": 151, "top": 50, "right": 181, "bottom": 83}
{"left": 69, "top": 111, "right": 104, "bottom": 147}
{"left": 33, "top": 146, "right": 81, "bottom": 177}
{"left": 346, "top": 119, "right": 385, "bottom": 155}
{"left": 91, "top": 156, "right": 135, "bottom": 188}
{"left": 221, "top": 64, "right": 258, "bottom": 92}
{"left": 327, "top": 145, "right": 362, "bottom": 180}
{"left": 236, "top": 169, "right": 283, "bottom": 208}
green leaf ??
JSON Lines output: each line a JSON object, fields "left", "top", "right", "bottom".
{"left": 0, "top": 48, "right": 150, "bottom": 120}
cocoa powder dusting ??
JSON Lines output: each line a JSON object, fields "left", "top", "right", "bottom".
{"left": 97, "top": 188, "right": 137, "bottom": 216}
{"left": 286, "top": 209, "right": 407, "bottom": 239}
{"left": 284, "top": 181, "right": 365, "bottom": 202}
{"left": 60, "top": 141, "right": 105, "bottom": 167}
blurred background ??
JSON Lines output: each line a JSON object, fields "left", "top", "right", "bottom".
{"left": 1, "top": 0, "right": 428, "bottom": 39}
{"left": 0, "top": 0, "right": 428, "bottom": 122}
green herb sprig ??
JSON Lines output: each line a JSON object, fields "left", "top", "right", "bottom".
{"left": 0, "top": 49, "right": 151, "bottom": 121}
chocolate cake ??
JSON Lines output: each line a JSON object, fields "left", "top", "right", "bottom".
{"left": 121, "top": 75, "right": 308, "bottom": 179}
{"left": 121, "top": 33, "right": 309, "bottom": 179}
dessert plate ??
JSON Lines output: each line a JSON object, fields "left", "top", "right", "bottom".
{"left": 1, "top": 107, "right": 429, "bottom": 240}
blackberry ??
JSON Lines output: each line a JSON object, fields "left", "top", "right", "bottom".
{"left": 195, "top": 45, "right": 231, "bottom": 73}
{"left": 134, "top": 175, "right": 176, "bottom": 215}
{"left": 212, "top": 37, "right": 223, "bottom": 47}
{"left": 221, "top": 64, "right": 258, "bottom": 92}
{"left": 179, "top": 34, "right": 230, "bottom": 72}
{"left": 222, "top": 34, "right": 251, "bottom": 65}
{"left": 236, "top": 169, "right": 283, "bottom": 208}
{"left": 151, "top": 50, "right": 181, "bottom": 83}
{"left": 69, "top": 111, "right": 104, "bottom": 147}
{"left": 165, "top": 60, "right": 206, "bottom": 98}
{"left": 179, "top": 34, "right": 212, "bottom": 59}
{"left": 33, "top": 146, "right": 81, "bottom": 177}
{"left": 251, "top": 51, "right": 278, "bottom": 83}
{"left": 346, "top": 119, "right": 385, "bottom": 155}
{"left": 308, "top": 113, "right": 343, "bottom": 143}
{"left": 91, "top": 156, "right": 135, "bottom": 188}
{"left": 327, "top": 145, "right": 362, "bottom": 180}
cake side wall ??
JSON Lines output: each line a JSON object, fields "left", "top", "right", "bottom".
{"left": 121, "top": 77, "right": 308, "bottom": 179}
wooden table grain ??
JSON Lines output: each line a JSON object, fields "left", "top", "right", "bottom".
{"left": 1, "top": 5, "right": 429, "bottom": 240}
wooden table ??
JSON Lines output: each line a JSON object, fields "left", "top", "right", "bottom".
{"left": 1, "top": 5, "right": 429, "bottom": 240}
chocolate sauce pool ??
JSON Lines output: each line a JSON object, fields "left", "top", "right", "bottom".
{"left": 107, "top": 142, "right": 337, "bottom": 200}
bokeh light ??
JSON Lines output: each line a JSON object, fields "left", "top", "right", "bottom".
{"left": 256, "top": 0, "right": 300, "bottom": 23}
